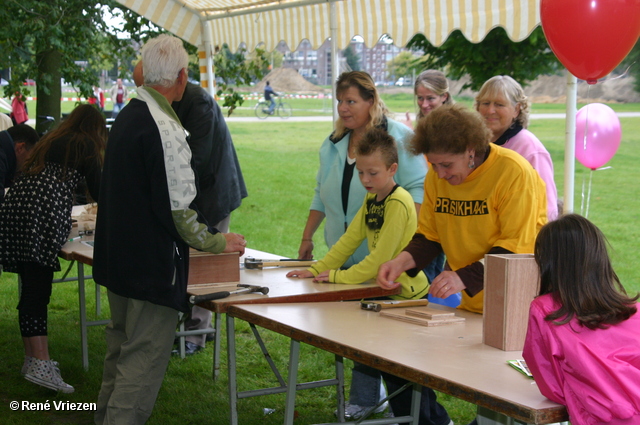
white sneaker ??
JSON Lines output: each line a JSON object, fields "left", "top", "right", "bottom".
{"left": 21, "top": 357, "right": 59, "bottom": 375}
{"left": 24, "top": 358, "right": 74, "bottom": 393}
{"left": 342, "top": 401, "right": 389, "bottom": 419}
{"left": 21, "top": 356, "right": 34, "bottom": 375}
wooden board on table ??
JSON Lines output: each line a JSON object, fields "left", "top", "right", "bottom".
{"left": 188, "top": 251, "right": 240, "bottom": 285}
{"left": 405, "top": 307, "right": 458, "bottom": 320}
{"left": 380, "top": 309, "right": 465, "bottom": 326}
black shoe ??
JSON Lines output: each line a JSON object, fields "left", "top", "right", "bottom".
{"left": 172, "top": 341, "right": 203, "bottom": 356}
{"left": 205, "top": 332, "right": 215, "bottom": 343}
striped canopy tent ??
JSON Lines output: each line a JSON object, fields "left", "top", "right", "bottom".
{"left": 116, "top": 0, "right": 541, "bottom": 88}
{"left": 116, "top": 0, "right": 541, "bottom": 48}
{"left": 115, "top": 0, "right": 578, "bottom": 212}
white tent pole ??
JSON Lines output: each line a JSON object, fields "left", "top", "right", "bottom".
{"left": 563, "top": 72, "right": 578, "bottom": 214}
{"left": 201, "top": 19, "right": 217, "bottom": 99}
{"left": 330, "top": 1, "right": 338, "bottom": 126}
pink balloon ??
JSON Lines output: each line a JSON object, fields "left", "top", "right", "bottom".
{"left": 575, "top": 103, "right": 621, "bottom": 170}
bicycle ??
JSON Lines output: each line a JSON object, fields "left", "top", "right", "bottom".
{"left": 254, "top": 97, "right": 292, "bottom": 119}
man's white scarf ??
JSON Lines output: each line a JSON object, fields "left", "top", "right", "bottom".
{"left": 136, "top": 87, "right": 195, "bottom": 212}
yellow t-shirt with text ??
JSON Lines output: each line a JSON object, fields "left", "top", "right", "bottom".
{"left": 418, "top": 145, "right": 547, "bottom": 313}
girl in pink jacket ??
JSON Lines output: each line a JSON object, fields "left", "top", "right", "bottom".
{"left": 523, "top": 214, "right": 640, "bottom": 425}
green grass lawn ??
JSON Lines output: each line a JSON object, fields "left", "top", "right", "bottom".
{"left": 21, "top": 86, "right": 640, "bottom": 120}
{"left": 0, "top": 105, "right": 638, "bottom": 424}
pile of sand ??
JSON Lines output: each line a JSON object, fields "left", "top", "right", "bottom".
{"left": 525, "top": 74, "right": 640, "bottom": 104}
{"left": 248, "top": 67, "right": 640, "bottom": 103}
{"left": 253, "top": 68, "right": 324, "bottom": 94}
{"left": 380, "top": 73, "right": 640, "bottom": 104}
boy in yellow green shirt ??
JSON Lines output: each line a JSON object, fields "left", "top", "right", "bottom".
{"left": 287, "top": 127, "right": 428, "bottom": 300}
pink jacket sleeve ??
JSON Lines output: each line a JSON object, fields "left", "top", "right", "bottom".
{"left": 503, "top": 130, "right": 558, "bottom": 221}
{"left": 522, "top": 300, "right": 566, "bottom": 405}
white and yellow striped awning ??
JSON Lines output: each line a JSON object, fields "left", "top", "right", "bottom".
{"left": 113, "top": 0, "right": 582, "bottom": 222}
{"left": 116, "top": 0, "right": 540, "bottom": 51}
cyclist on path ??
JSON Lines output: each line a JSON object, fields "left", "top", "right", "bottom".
{"left": 264, "top": 81, "right": 278, "bottom": 115}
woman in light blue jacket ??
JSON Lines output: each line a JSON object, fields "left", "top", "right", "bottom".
{"left": 296, "top": 71, "right": 431, "bottom": 421}
{"left": 298, "top": 71, "right": 426, "bottom": 267}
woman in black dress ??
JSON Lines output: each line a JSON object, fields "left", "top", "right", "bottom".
{"left": 0, "top": 104, "right": 106, "bottom": 392}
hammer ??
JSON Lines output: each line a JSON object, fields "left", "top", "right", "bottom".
{"left": 244, "top": 257, "right": 316, "bottom": 269}
{"left": 360, "top": 299, "right": 429, "bottom": 312}
{"left": 189, "top": 284, "right": 269, "bottom": 304}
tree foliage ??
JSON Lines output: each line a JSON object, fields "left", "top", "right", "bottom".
{"left": 386, "top": 51, "right": 419, "bottom": 81}
{"left": 0, "top": 0, "right": 268, "bottom": 127}
{"left": 214, "top": 44, "right": 269, "bottom": 116}
{"left": 343, "top": 46, "right": 360, "bottom": 71}
{"left": 620, "top": 39, "right": 640, "bottom": 93}
{"left": 407, "top": 26, "right": 561, "bottom": 92}
{"left": 0, "top": 0, "right": 128, "bottom": 131}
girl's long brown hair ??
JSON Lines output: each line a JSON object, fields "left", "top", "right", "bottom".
{"left": 23, "top": 104, "right": 107, "bottom": 178}
{"left": 535, "top": 214, "right": 638, "bottom": 329}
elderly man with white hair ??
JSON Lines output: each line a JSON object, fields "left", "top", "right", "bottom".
{"left": 93, "top": 34, "right": 247, "bottom": 425}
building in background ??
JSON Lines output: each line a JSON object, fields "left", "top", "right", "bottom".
{"left": 279, "top": 36, "right": 414, "bottom": 86}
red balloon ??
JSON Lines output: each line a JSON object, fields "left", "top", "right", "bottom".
{"left": 541, "top": 0, "right": 640, "bottom": 84}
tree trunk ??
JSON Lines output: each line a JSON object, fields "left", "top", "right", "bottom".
{"left": 35, "top": 49, "right": 62, "bottom": 135}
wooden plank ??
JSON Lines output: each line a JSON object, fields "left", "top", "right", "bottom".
{"left": 404, "top": 307, "right": 456, "bottom": 319}
{"left": 380, "top": 309, "right": 465, "bottom": 326}
{"left": 200, "top": 285, "right": 400, "bottom": 313}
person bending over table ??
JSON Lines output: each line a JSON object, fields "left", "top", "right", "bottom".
{"left": 93, "top": 35, "right": 246, "bottom": 425}
{"left": 0, "top": 104, "right": 107, "bottom": 393}
{"left": 287, "top": 127, "right": 430, "bottom": 302}
{"left": 377, "top": 103, "right": 547, "bottom": 425}
{"left": 475, "top": 75, "right": 558, "bottom": 221}
{"left": 133, "top": 60, "right": 249, "bottom": 356}
{"left": 297, "top": 70, "right": 428, "bottom": 420}
{"left": 289, "top": 127, "right": 448, "bottom": 422}
{"left": 523, "top": 214, "right": 640, "bottom": 425}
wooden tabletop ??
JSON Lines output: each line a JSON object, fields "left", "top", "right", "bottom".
{"left": 60, "top": 222, "right": 95, "bottom": 262}
{"left": 185, "top": 248, "right": 400, "bottom": 313}
{"left": 63, "top": 244, "right": 400, "bottom": 313}
{"left": 227, "top": 301, "right": 568, "bottom": 425}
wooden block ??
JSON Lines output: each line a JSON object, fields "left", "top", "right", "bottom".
{"left": 483, "top": 254, "right": 540, "bottom": 351}
{"left": 380, "top": 309, "right": 465, "bottom": 327}
{"left": 188, "top": 250, "right": 240, "bottom": 285}
{"left": 405, "top": 307, "right": 456, "bottom": 320}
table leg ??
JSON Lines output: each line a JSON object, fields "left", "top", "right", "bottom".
{"left": 335, "top": 355, "right": 345, "bottom": 423}
{"left": 77, "top": 262, "right": 89, "bottom": 371}
{"left": 410, "top": 382, "right": 421, "bottom": 425}
{"left": 177, "top": 317, "right": 186, "bottom": 358}
{"left": 95, "top": 281, "right": 101, "bottom": 316}
{"left": 213, "top": 311, "right": 221, "bottom": 380}
{"left": 227, "top": 314, "right": 239, "bottom": 425}
{"left": 250, "top": 323, "right": 286, "bottom": 386}
{"left": 225, "top": 317, "right": 368, "bottom": 424}
{"left": 284, "top": 339, "right": 301, "bottom": 425}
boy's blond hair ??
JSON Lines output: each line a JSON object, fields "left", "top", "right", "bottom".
{"left": 355, "top": 127, "right": 398, "bottom": 168}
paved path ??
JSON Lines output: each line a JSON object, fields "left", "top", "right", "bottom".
{"left": 223, "top": 111, "right": 640, "bottom": 123}
{"left": 25, "top": 112, "right": 640, "bottom": 126}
